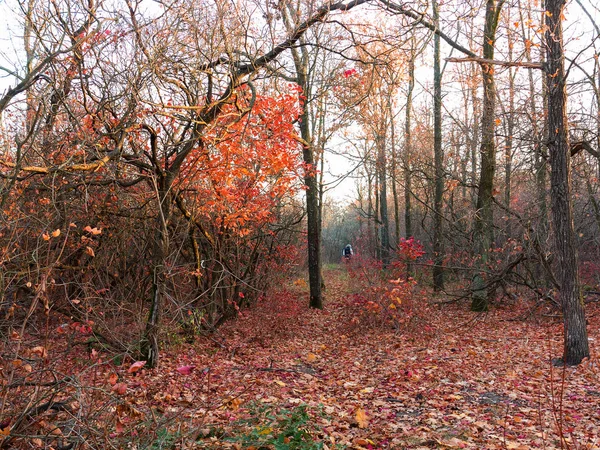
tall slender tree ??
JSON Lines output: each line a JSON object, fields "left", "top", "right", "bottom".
{"left": 471, "top": 0, "right": 505, "bottom": 312}
{"left": 432, "top": 0, "right": 445, "bottom": 290}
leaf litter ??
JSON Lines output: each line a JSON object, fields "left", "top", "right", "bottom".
{"left": 4, "top": 266, "right": 599, "bottom": 449}
{"left": 144, "top": 266, "right": 598, "bottom": 449}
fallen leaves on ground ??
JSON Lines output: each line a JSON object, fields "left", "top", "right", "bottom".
{"left": 3, "top": 266, "right": 599, "bottom": 449}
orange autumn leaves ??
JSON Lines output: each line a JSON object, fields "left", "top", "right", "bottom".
{"left": 177, "top": 87, "right": 302, "bottom": 237}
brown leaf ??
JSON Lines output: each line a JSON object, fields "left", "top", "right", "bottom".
{"left": 355, "top": 407, "right": 368, "bottom": 428}
{"left": 112, "top": 383, "right": 127, "bottom": 395}
{"left": 31, "top": 346, "right": 47, "bottom": 358}
{"left": 127, "top": 360, "right": 146, "bottom": 374}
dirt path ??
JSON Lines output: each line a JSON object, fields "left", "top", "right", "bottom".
{"left": 147, "top": 265, "right": 600, "bottom": 449}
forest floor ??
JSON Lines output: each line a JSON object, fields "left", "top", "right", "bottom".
{"left": 146, "top": 264, "right": 600, "bottom": 449}
{"left": 4, "top": 264, "right": 600, "bottom": 449}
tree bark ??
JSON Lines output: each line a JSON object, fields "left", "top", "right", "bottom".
{"left": 378, "top": 132, "right": 391, "bottom": 267}
{"left": 544, "top": 0, "right": 589, "bottom": 365}
{"left": 504, "top": 13, "right": 515, "bottom": 240}
{"left": 390, "top": 97, "right": 400, "bottom": 247}
{"left": 404, "top": 37, "right": 415, "bottom": 254}
{"left": 432, "top": 0, "right": 445, "bottom": 290}
{"left": 471, "top": 0, "right": 504, "bottom": 311}
{"left": 297, "top": 67, "right": 322, "bottom": 309}
{"left": 141, "top": 177, "right": 172, "bottom": 368}
{"left": 281, "top": 2, "right": 323, "bottom": 309}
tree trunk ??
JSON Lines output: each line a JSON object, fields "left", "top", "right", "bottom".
{"left": 432, "top": 0, "right": 445, "bottom": 290}
{"left": 368, "top": 170, "right": 375, "bottom": 259}
{"left": 545, "top": 0, "right": 589, "bottom": 365}
{"left": 471, "top": 0, "right": 504, "bottom": 312}
{"left": 282, "top": 3, "right": 323, "bottom": 309}
{"left": 504, "top": 15, "right": 515, "bottom": 241}
{"left": 301, "top": 110, "right": 323, "bottom": 309}
{"left": 404, "top": 38, "right": 415, "bottom": 249}
{"left": 378, "top": 133, "right": 391, "bottom": 267}
{"left": 141, "top": 178, "right": 171, "bottom": 367}
{"left": 390, "top": 98, "right": 400, "bottom": 247}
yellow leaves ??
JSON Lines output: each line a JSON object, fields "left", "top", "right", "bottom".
{"left": 293, "top": 278, "right": 307, "bottom": 288}
{"left": 84, "top": 225, "right": 102, "bottom": 235}
{"left": 273, "top": 379, "right": 286, "bottom": 387}
{"left": 0, "top": 426, "right": 9, "bottom": 437}
{"left": 42, "top": 229, "right": 62, "bottom": 240}
{"left": 355, "top": 407, "right": 368, "bottom": 428}
{"left": 227, "top": 398, "right": 242, "bottom": 410}
{"left": 306, "top": 353, "right": 317, "bottom": 362}
{"left": 447, "top": 179, "right": 460, "bottom": 192}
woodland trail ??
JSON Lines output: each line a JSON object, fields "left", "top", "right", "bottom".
{"left": 139, "top": 264, "right": 600, "bottom": 449}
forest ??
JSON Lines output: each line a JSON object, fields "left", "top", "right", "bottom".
{"left": 0, "top": 0, "right": 599, "bottom": 448}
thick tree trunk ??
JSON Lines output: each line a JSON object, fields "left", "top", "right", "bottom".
{"left": 471, "top": 0, "right": 504, "bottom": 312}
{"left": 300, "top": 110, "right": 323, "bottom": 309}
{"left": 432, "top": 0, "right": 445, "bottom": 291}
{"left": 545, "top": 0, "right": 589, "bottom": 365}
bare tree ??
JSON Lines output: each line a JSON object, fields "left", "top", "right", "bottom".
{"left": 545, "top": 0, "right": 590, "bottom": 365}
